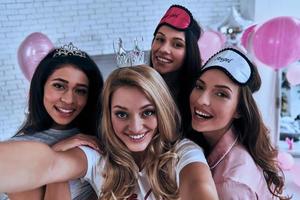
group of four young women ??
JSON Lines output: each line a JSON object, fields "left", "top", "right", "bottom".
{"left": 0, "top": 4, "right": 290, "bottom": 200}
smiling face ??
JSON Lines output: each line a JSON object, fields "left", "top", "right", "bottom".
{"left": 110, "top": 86, "right": 158, "bottom": 153}
{"left": 151, "top": 25, "right": 186, "bottom": 74}
{"left": 43, "top": 65, "right": 89, "bottom": 129}
{"left": 189, "top": 69, "right": 240, "bottom": 145}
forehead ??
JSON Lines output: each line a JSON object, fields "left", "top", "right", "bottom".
{"left": 48, "top": 65, "right": 88, "bottom": 83}
{"left": 200, "top": 69, "right": 239, "bottom": 90}
{"left": 111, "top": 86, "right": 153, "bottom": 107}
{"left": 157, "top": 25, "right": 185, "bottom": 39}
{"left": 50, "top": 65, "right": 81, "bottom": 76}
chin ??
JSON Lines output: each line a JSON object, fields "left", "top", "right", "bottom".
{"left": 128, "top": 145, "right": 148, "bottom": 152}
{"left": 192, "top": 124, "right": 202, "bottom": 132}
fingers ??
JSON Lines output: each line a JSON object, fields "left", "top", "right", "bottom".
{"left": 52, "top": 134, "right": 101, "bottom": 153}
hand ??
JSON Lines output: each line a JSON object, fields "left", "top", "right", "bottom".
{"left": 52, "top": 134, "right": 101, "bottom": 153}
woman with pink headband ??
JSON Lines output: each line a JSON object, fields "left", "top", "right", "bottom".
{"left": 150, "top": 5, "right": 203, "bottom": 133}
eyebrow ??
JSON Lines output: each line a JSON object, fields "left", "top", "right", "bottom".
{"left": 215, "top": 85, "right": 233, "bottom": 92}
{"left": 198, "top": 79, "right": 233, "bottom": 92}
{"left": 112, "top": 104, "right": 155, "bottom": 110}
{"left": 156, "top": 32, "right": 185, "bottom": 42}
{"left": 51, "top": 78, "right": 88, "bottom": 88}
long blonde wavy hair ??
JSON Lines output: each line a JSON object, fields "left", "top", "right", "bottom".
{"left": 99, "top": 65, "right": 182, "bottom": 199}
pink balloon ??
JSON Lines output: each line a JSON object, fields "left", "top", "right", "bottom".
{"left": 252, "top": 17, "right": 300, "bottom": 70}
{"left": 198, "top": 30, "right": 226, "bottom": 64}
{"left": 293, "top": 24, "right": 300, "bottom": 60}
{"left": 291, "top": 163, "right": 300, "bottom": 187}
{"left": 286, "top": 62, "right": 300, "bottom": 86}
{"left": 241, "top": 24, "right": 256, "bottom": 50}
{"left": 18, "top": 32, "right": 54, "bottom": 81}
{"left": 213, "top": 30, "right": 227, "bottom": 45}
{"left": 277, "top": 151, "right": 295, "bottom": 170}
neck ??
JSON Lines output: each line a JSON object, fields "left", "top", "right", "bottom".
{"left": 51, "top": 123, "right": 75, "bottom": 130}
{"left": 132, "top": 151, "right": 145, "bottom": 170}
{"left": 161, "top": 69, "right": 181, "bottom": 98}
{"left": 203, "top": 123, "right": 233, "bottom": 148}
{"left": 161, "top": 69, "right": 181, "bottom": 86}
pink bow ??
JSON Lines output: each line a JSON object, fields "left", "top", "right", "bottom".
{"left": 285, "top": 137, "right": 294, "bottom": 150}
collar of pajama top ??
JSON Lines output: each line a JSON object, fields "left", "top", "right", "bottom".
{"left": 207, "top": 128, "right": 238, "bottom": 169}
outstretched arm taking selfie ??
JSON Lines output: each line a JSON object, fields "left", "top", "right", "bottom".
{"left": 43, "top": 134, "right": 100, "bottom": 200}
{"left": 179, "top": 162, "right": 219, "bottom": 200}
{"left": 8, "top": 188, "right": 45, "bottom": 200}
{"left": 0, "top": 141, "right": 87, "bottom": 193}
{"left": 44, "top": 182, "right": 71, "bottom": 200}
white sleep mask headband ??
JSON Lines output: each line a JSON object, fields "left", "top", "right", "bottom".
{"left": 201, "top": 48, "right": 253, "bottom": 85}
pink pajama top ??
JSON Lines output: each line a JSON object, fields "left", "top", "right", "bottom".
{"left": 207, "top": 127, "right": 277, "bottom": 200}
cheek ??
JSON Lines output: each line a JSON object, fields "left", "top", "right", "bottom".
{"left": 148, "top": 117, "right": 158, "bottom": 130}
{"left": 43, "top": 91, "right": 56, "bottom": 106}
{"left": 77, "top": 96, "right": 88, "bottom": 108}
{"left": 189, "top": 91, "right": 198, "bottom": 107}
{"left": 175, "top": 49, "right": 185, "bottom": 63}
{"left": 43, "top": 96, "right": 50, "bottom": 113}
{"left": 43, "top": 86, "right": 61, "bottom": 103}
{"left": 218, "top": 102, "right": 238, "bottom": 120}
{"left": 151, "top": 42, "right": 158, "bottom": 52}
{"left": 189, "top": 91, "right": 196, "bottom": 103}
{"left": 111, "top": 116, "right": 123, "bottom": 135}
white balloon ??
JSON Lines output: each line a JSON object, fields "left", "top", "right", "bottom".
{"left": 216, "top": 7, "right": 253, "bottom": 45}
{"left": 286, "top": 61, "right": 300, "bottom": 86}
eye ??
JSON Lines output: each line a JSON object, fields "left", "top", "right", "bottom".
{"left": 52, "top": 82, "right": 65, "bottom": 90}
{"left": 75, "top": 88, "right": 88, "bottom": 96}
{"left": 216, "top": 91, "right": 229, "bottom": 98}
{"left": 115, "top": 111, "right": 128, "bottom": 119}
{"left": 173, "top": 41, "right": 185, "bottom": 48}
{"left": 154, "top": 36, "right": 164, "bottom": 43}
{"left": 142, "top": 109, "right": 156, "bottom": 117}
{"left": 194, "top": 82, "right": 204, "bottom": 90}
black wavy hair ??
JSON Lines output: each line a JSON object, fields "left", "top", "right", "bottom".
{"left": 17, "top": 48, "right": 103, "bottom": 136}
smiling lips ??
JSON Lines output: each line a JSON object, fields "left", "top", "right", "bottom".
{"left": 54, "top": 106, "right": 76, "bottom": 116}
{"left": 156, "top": 55, "right": 172, "bottom": 64}
{"left": 194, "top": 108, "right": 213, "bottom": 119}
{"left": 126, "top": 132, "right": 147, "bottom": 142}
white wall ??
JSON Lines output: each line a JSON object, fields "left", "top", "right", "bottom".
{"left": 0, "top": 0, "right": 240, "bottom": 140}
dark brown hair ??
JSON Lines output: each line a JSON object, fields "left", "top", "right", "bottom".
{"left": 234, "top": 63, "right": 290, "bottom": 200}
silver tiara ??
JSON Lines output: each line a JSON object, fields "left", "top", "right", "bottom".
{"left": 53, "top": 43, "right": 86, "bottom": 58}
{"left": 113, "top": 38, "right": 145, "bottom": 67}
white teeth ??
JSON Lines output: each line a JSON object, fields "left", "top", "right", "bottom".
{"left": 57, "top": 107, "right": 74, "bottom": 114}
{"left": 128, "top": 133, "right": 145, "bottom": 140}
{"left": 195, "top": 109, "right": 211, "bottom": 118}
{"left": 157, "top": 56, "right": 171, "bottom": 63}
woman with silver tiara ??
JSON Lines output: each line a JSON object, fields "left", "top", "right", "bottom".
{"left": 6, "top": 43, "right": 103, "bottom": 200}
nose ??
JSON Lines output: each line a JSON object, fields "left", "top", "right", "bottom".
{"left": 128, "top": 115, "right": 143, "bottom": 134}
{"left": 196, "top": 91, "right": 210, "bottom": 106}
{"left": 159, "top": 42, "right": 171, "bottom": 54}
{"left": 61, "top": 90, "right": 74, "bottom": 104}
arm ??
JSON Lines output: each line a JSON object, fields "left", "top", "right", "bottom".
{"left": 43, "top": 134, "right": 99, "bottom": 200}
{"left": 0, "top": 141, "right": 87, "bottom": 193}
{"left": 44, "top": 183, "right": 71, "bottom": 200}
{"left": 179, "top": 162, "right": 219, "bottom": 200}
{"left": 8, "top": 188, "right": 45, "bottom": 200}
